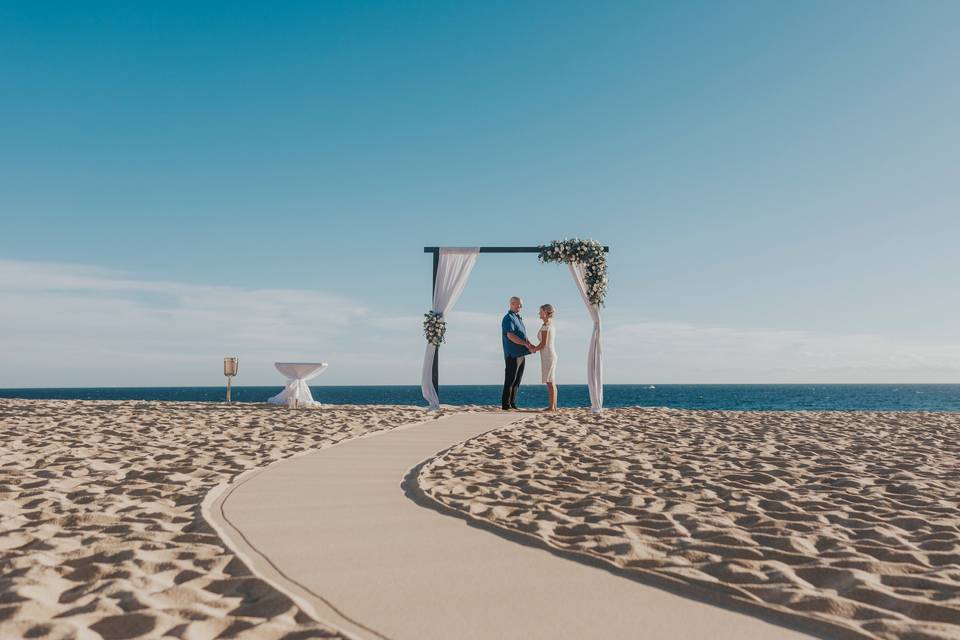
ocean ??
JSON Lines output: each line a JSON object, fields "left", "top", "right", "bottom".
{"left": 1, "top": 384, "right": 958, "bottom": 412}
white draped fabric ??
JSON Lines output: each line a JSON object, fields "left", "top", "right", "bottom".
{"left": 421, "top": 248, "right": 480, "bottom": 410}
{"left": 268, "top": 362, "right": 329, "bottom": 408}
{"left": 569, "top": 262, "right": 603, "bottom": 412}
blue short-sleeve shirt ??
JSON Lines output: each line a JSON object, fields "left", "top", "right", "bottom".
{"left": 502, "top": 311, "right": 530, "bottom": 357}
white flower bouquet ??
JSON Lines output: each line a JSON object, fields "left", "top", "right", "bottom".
{"left": 538, "top": 238, "right": 608, "bottom": 306}
{"left": 423, "top": 310, "right": 446, "bottom": 346}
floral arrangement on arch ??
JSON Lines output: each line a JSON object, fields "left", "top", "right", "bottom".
{"left": 538, "top": 238, "right": 608, "bottom": 306}
{"left": 423, "top": 310, "right": 446, "bottom": 346}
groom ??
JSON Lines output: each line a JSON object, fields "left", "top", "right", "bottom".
{"left": 502, "top": 296, "right": 536, "bottom": 410}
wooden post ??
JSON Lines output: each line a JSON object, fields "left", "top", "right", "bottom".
{"left": 223, "top": 357, "right": 238, "bottom": 403}
{"left": 432, "top": 249, "right": 439, "bottom": 401}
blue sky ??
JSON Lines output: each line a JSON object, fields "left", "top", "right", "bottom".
{"left": 2, "top": 1, "right": 958, "bottom": 386}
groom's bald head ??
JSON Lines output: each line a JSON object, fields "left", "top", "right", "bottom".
{"left": 509, "top": 297, "right": 523, "bottom": 312}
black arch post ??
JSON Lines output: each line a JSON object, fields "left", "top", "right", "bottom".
{"left": 431, "top": 248, "right": 439, "bottom": 398}
{"left": 423, "top": 245, "right": 609, "bottom": 402}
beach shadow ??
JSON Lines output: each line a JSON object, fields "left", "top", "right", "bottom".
{"left": 401, "top": 451, "right": 863, "bottom": 640}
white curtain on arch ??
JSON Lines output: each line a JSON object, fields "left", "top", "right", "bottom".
{"left": 569, "top": 262, "right": 603, "bottom": 412}
{"left": 421, "top": 248, "right": 480, "bottom": 410}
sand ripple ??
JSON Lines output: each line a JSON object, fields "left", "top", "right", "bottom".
{"left": 0, "top": 399, "right": 436, "bottom": 639}
{"left": 418, "top": 408, "right": 960, "bottom": 639}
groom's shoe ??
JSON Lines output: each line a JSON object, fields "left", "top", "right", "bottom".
{"left": 509, "top": 405, "right": 519, "bottom": 410}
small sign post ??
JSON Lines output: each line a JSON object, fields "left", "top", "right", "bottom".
{"left": 224, "top": 357, "right": 238, "bottom": 402}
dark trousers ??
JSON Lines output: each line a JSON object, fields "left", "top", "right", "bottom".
{"left": 502, "top": 355, "right": 525, "bottom": 409}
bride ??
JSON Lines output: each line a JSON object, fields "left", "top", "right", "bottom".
{"left": 531, "top": 303, "right": 558, "bottom": 412}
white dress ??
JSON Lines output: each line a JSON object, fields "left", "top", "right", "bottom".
{"left": 539, "top": 323, "right": 557, "bottom": 383}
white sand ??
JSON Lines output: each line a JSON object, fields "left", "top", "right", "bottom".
{"left": 418, "top": 408, "right": 960, "bottom": 639}
{"left": 214, "top": 411, "right": 811, "bottom": 639}
{"left": 4, "top": 400, "right": 958, "bottom": 639}
{"left": 0, "top": 399, "right": 438, "bottom": 639}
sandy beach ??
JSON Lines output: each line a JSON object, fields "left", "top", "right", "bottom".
{"left": 3, "top": 400, "right": 958, "bottom": 639}
{"left": 419, "top": 408, "right": 960, "bottom": 639}
{"left": 0, "top": 399, "right": 439, "bottom": 639}
{"left": 6, "top": 1, "right": 959, "bottom": 636}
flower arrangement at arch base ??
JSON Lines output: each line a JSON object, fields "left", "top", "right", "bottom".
{"left": 423, "top": 310, "right": 446, "bottom": 347}
{"left": 538, "top": 238, "right": 608, "bottom": 306}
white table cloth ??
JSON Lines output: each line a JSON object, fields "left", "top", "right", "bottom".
{"left": 268, "top": 362, "right": 328, "bottom": 408}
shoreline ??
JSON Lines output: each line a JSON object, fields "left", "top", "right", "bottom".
{"left": 1, "top": 385, "right": 959, "bottom": 414}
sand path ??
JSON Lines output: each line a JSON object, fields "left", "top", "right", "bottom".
{"left": 207, "top": 411, "right": 815, "bottom": 640}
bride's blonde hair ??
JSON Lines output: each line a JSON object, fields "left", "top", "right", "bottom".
{"left": 540, "top": 303, "right": 555, "bottom": 319}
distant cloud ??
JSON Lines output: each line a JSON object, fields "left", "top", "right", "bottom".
{"left": 604, "top": 318, "right": 960, "bottom": 383}
{"left": 0, "top": 260, "right": 410, "bottom": 386}
{"left": 1, "top": 260, "right": 957, "bottom": 387}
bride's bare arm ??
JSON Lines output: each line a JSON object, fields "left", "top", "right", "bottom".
{"left": 531, "top": 328, "right": 545, "bottom": 353}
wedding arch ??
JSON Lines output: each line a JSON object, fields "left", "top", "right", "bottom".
{"left": 420, "top": 240, "right": 609, "bottom": 412}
